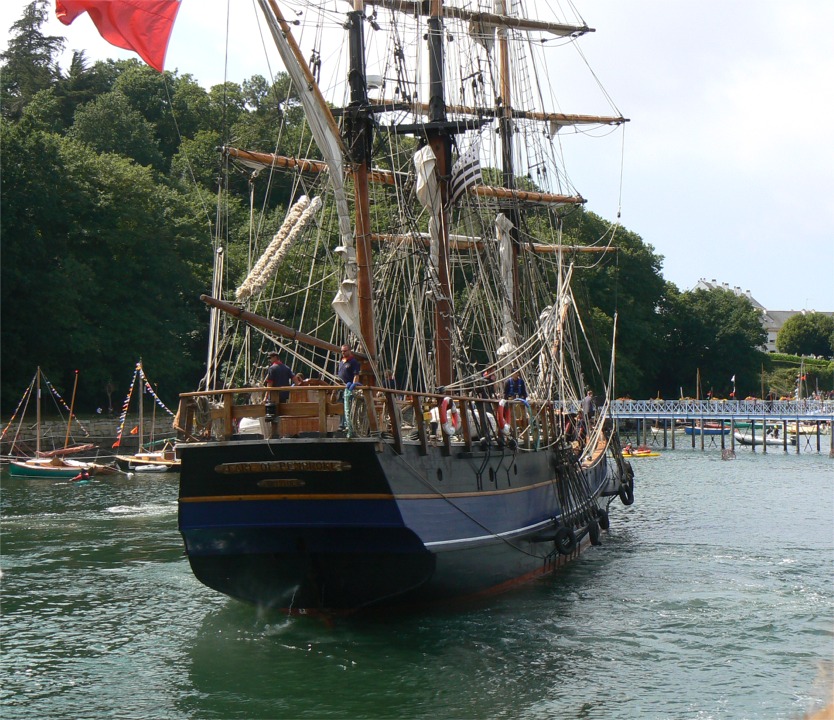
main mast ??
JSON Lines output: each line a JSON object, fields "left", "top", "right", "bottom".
{"left": 345, "top": 0, "right": 377, "bottom": 375}
{"left": 496, "top": 0, "right": 522, "bottom": 324}
{"left": 427, "top": 0, "right": 454, "bottom": 388}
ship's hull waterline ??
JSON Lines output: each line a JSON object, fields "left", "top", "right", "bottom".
{"left": 178, "top": 436, "right": 625, "bottom": 614}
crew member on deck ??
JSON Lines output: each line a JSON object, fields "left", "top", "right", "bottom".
{"left": 475, "top": 366, "right": 498, "bottom": 399}
{"left": 265, "top": 350, "right": 294, "bottom": 402}
{"left": 581, "top": 389, "right": 596, "bottom": 426}
{"left": 338, "top": 345, "right": 361, "bottom": 385}
{"left": 503, "top": 368, "right": 527, "bottom": 400}
{"left": 383, "top": 368, "right": 397, "bottom": 391}
{"left": 575, "top": 409, "right": 587, "bottom": 446}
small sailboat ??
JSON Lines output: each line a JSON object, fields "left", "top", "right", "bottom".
{"left": 4, "top": 368, "right": 100, "bottom": 479}
{"left": 112, "top": 360, "right": 180, "bottom": 472}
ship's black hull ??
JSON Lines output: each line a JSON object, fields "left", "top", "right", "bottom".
{"left": 178, "top": 436, "right": 623, "bottom": 614}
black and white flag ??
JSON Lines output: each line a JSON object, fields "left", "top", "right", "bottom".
{"left": 449, "top": 141, "right": 482, "bottom": 204}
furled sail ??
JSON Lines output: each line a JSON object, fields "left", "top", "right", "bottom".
{"left": 235, "top": 196, "right": 322, "bottom": 301}
{"left": 255, "top": 0, "right": 359, "bottom": 337}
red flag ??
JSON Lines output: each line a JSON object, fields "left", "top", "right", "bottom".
{"left": 130, "top": 425, "right": 139, "bottom": 435}
{"left": 56, "top": 1, "right": 181, "bottom": 73}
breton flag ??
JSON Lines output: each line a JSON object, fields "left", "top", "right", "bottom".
{"left": 449, "top": 140, "right": 482, "bottom": 205}
{"left": 56, "top": 0, "right": 182, "bottom": 73}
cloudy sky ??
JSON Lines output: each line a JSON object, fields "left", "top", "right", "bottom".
{"left": 3, "top": 0, "right": 832, "bottom": 312}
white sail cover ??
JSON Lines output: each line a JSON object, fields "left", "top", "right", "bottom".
{"left": 496, "top": 213, "right": 517, "bottom": 358}
{"left": 414, "top": 145, "right": 441, "bottom": 272}
{"left": 331, "top": 275, "right": 361, "bottom": 340}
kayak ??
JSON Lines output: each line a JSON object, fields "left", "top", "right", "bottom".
{"left": 622, "top": 446, "right": 660, "bottom": 458}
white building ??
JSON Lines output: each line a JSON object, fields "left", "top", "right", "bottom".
{"left": 693, "top": 279, "right": 833, "bottom": 353}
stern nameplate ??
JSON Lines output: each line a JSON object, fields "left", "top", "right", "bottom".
{"left": 215, "top": 460, "right": 352, "bottom": 474}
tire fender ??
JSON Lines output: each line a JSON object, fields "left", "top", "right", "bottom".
{"left": 554, "top": 526, "right": 577, "bottom": 555}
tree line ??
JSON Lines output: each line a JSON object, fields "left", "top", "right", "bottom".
{"left": 2, "top": 1, "right": 831, "bottom": 414}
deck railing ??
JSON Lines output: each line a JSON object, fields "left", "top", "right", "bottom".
{"left": 174, "top": 385, "right": 599, "bottom": 456}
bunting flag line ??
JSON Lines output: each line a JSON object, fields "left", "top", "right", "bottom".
{"left": 449, "top": 140, "right": 482, "bottom": 205}
{"left": 0, "top": 383, "right": 33, "bottom": 441}
{"left": 112, "top": 361, "right": 175, "bottom": 448}
{"left": 2, "top": 371, "right": 91, "bottom": 441}
{"left": 43, "top": 374, "right": 91, "bottom": 436}
{"left": 112, "top": 365, "right": 139, "bottom": 448}
{"left": 137, "top": 364, "right": 175, "bottom": 417}
{"left": 56, "top": 0, "right": 182, "bottom": 73}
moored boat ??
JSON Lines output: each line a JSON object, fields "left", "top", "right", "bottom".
{"left": 8, "top": 456, "right": 95, "bottom": 479}
{"left": 684, "top": 423, "right": 730, "bottom": 436}
{"left": 622, "top": 445, "right": 659, "bottom": 458}
{"left": 2, "top": 367, "right": 107, "bottom": 479}
{"left": 113, "top": 449, "right": 180, "bottom": 472}
{"left": 111, "top": 360, "right": 180, "bottom": 472}
{"left": 733, "top": 431, "right": 796, "bottom": 448}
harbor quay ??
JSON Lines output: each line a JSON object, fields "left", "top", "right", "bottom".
{"left": 608, "top": 399, "right": 834, "bottom": 455}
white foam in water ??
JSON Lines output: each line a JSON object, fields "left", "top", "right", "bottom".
{"left": 105, "top": 502, "right": 176, "bottom": 517}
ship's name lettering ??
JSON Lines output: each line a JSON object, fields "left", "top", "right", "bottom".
{"left": 257, "top": 478, "right": 305, "bottom": 488}
{"left": 216, "top": 460, "right": 351, "bottom": 474}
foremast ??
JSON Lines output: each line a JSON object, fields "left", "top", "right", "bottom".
{"left": 345, "top": 0, "right": 455, "bottom": 388}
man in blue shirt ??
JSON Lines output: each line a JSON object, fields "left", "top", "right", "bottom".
{"left": 266, "top": 351, "right": 294, "bottom": 402}
{"left": 338, "top": 345, "right": 361, "bottom": 385}
{"left": 503, "top": 368, "right": 527, "bottom": 399}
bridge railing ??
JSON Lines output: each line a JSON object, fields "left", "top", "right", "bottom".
{"left": 609, "top": 398, "right": 834, "bottom": 418}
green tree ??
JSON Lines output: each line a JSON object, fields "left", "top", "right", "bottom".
{"left": 1, "top": 121, "right": 78, "bottom": 400}
{"left": 68, "top": 90, "right": 165, "bottom": 169}
{"left": 656, "top": 287, "right": 767, "bottom": 397}
{"left": 17, "top": 86, "right": 64, "bottom": 133}
{"left": 562, "top": 210, "right": 667, "bottom": 397}
{"left": 112, "top": 63, "right": 211, "bottom": 168}
{"left": 776, "top": 312, "right": 834, "bottom": 358}
{"left": 0, "top": 0, "right": 64, "bottom": 120}
{"left": 1, "top": 120, "right": 210, "bottom": 412}
{"left": 51, "top": 53, "right": 120, "bottom": 129}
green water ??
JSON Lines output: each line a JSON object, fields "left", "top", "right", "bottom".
{"left": 2, "top": 451, "right": 832, "bottom": 719}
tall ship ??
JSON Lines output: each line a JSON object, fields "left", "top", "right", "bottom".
{"left": 172, "top": 0, "right": 635, "bottom": 615}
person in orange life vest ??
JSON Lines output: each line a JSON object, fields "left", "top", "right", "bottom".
{"left": 265, "top": 351, "right": 294, "bottom": 402}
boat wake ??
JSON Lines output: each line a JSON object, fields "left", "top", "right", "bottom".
{"left": 105, "top": 502, "right": 177, "bottom": 517}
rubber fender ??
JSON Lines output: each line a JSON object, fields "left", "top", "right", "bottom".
{"left": 618, "top": 480, "right": 634, "bottom": 506}
{"left": 596, "top": 507, "right": 610, "bottom": 530}
{"left": 588, "top": 519, "right": 601, "bottom": 546}
{"left": 554, "top": 526, "right": 576, "bottom": 555}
